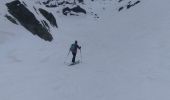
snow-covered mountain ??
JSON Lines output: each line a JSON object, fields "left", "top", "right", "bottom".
{"left": 1, "top": 0, "right": 170, "bottom": 100}
{"left": 1, "top": 0, "right": 141, "bottom": 41}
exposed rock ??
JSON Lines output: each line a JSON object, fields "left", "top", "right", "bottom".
{"left": 118, "top": 0, "right": 141, "bottom": 11}
{"left": 41, "top": 20, "right": 50, "bottom": 31}
{"left": 127, "top": 1, "right": 141, "bottom": 9}
{"left": 62, "top": 5, "right": 86, "bottom": 16}
{"left": 118, "top": 0, "right": 124, "bottom": 2}
{"left": 118, "top": 7, "right": 124, "bottom": 11}
{"left": 6, "top": 0, "right": 53, "bottom": 41}
{"left": 5, "top": 14, "right": 18, "bottom": 25}
{"left": 42, "top": 0, "right": 84, "bottom": 8}
{"left": 78, "top": 0, "right": 84, "bottom": 3}
{"left": 39, "top": 8, "right": 57, "bottom": 27}
{"left": 41, "top": 0, "right": 86, "bottom": 16}
{"left": 33, "top": 6, "right": 39, "bottom": 15}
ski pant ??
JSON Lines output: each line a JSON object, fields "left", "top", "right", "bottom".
{"left": 72, "top": 52, "right": 76, "bottom": 63}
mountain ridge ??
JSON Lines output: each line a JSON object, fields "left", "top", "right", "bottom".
{"left": 1, "top": 0, "right": 141, "bottom": 41}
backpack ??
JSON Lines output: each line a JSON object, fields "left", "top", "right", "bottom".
{"left": 70, "top": 44, "right": 76, "bottom": 52}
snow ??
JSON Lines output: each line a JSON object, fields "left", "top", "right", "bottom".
{"left": 1, "top": 0, "right": 170, "bottom": 100}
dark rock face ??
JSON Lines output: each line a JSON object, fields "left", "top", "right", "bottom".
{"left": 41, "top": 20, "right": 50, "bottom": 31}
{"left": 5, "top": 14, "right": 18, "bottom": 25}
{"left": 63, "top": 5, "right": 86, "bottom": 16}
{"left": 43, "top": 0, "right": 72, "bottom": 7}
{"left": 39, "top": 8, "right": 57, "bottom": 27}
{"left": 118, "top": 0, "right": 141, "bottom": 11}
{"left": 43, "top": 0, "right": 84, "bottom": 7}
{"left": 78, "top": 0, "right": 84, "bottom": 3}
{"left": 118, "top": 0, "right": 124, "bottom": 2}
{"left": 41, "top": 0, "right": 86, "bottom": 16}
{"left": 118, "top": 7, "right": 124, "bottom": 11}
{"left": 127, "top": 1, "right": 140, "bottom": 9}
{"left": 6, "top": 0, "right": 53, "bottom": 41}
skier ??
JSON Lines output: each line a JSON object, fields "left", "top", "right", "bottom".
{"left": 70, "top": 40, "right": 81, "bottom": 64}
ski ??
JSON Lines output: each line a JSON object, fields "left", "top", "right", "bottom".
{"left": 68, "top": 60, "right": 80, "bottom": 66}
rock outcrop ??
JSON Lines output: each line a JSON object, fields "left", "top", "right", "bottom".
{"left": 6, "top": 0, "right": 58, "bottom": 41}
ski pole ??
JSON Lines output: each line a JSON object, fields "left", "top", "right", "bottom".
{"left": 64, "top": 50, "right": 70, "bottom": 63}
{"left": 80, "top": 49, "right": 82, "bottom": 63}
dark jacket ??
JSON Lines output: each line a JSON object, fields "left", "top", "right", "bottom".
{"left": 70, "top": 43, "right": 81, "bottom": 54}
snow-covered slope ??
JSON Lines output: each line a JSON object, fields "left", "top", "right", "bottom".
{"left": 1, "top": 0, "right": 170, "bottom": 100}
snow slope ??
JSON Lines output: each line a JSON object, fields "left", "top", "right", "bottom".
{"left": 1, "top": 0, "right": 170, "bottom": 100}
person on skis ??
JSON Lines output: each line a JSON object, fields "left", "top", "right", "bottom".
{"left": 70, "top": 40, "right": 81, "bottom": 63}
